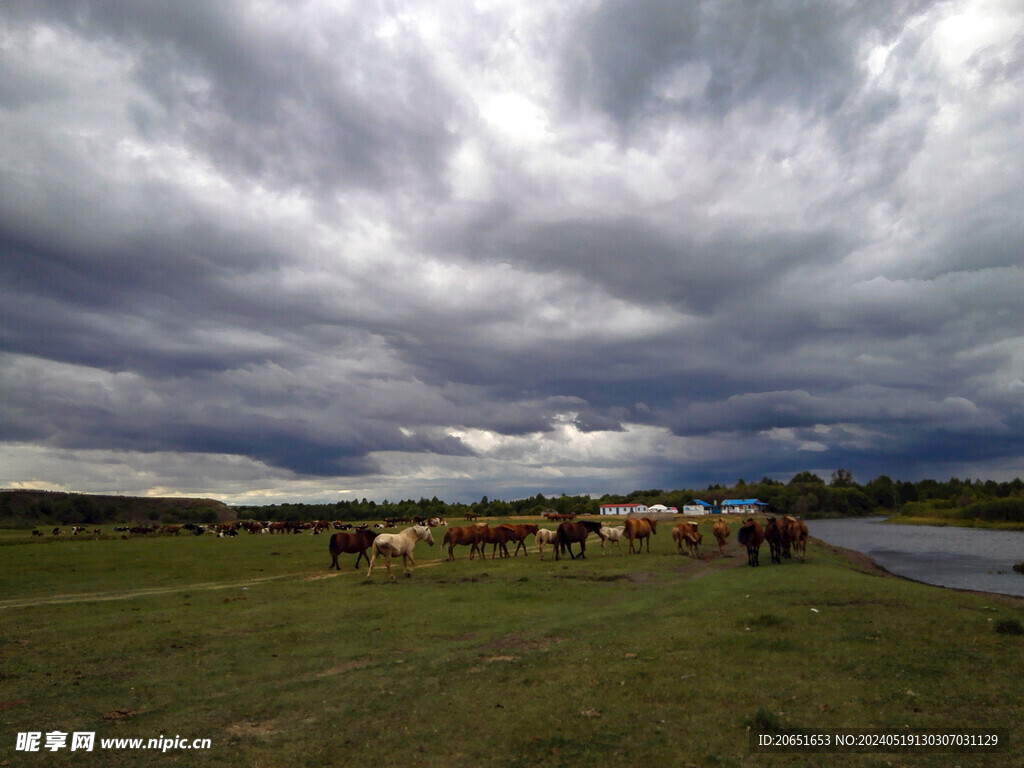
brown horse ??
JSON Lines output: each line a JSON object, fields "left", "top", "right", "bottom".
{"left": 479, "top": 524, "right": 514, "bottom": 559}
{"left": 328, "top": 529, "right": 378, "bottom": 569}
{"left": 554, "top": 520, "right": 604, "bottom": 560}
{"left": 442, "top": 525, "right": 485, "bottom": 561}
{"left": 737, "top": 518, "right": 764, "bottom": 567}
{"left": 501, "top": 523, "right": 539, "bottom": 556}
{"left": 764, "top": 517, "right": 784, "bottom": 564}
{"left": 712, "top": 519, "right": 730, "bottom": 554}
{"left": 624, "top": 517, "right": 658, "bottom": 554}
{"left": 672, "top": 522, "right": 702, "bottom": 557}
{"left": 782, "top": 516, "right": 809, "bottom": 560}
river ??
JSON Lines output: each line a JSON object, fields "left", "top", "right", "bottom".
{"left": 807, "top": 517, "right": 1024, "bottom": 597}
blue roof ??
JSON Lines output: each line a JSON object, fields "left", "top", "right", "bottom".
{"left": 722, "top": 499, "right": 767, "bottom": 506}
{"left": 691, "top": 500, "right": 714, "bottom": 507}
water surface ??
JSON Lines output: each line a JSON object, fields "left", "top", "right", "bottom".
{"left": 808, "top": 517, "right": 1024, "bottom": 597}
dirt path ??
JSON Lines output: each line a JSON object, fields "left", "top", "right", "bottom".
{"left": 0, "top": 559, "right": 450, "bottom": 611}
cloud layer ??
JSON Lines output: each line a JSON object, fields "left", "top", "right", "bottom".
{"left": 2, "top": 0, "right": 1023, "bottom": 503}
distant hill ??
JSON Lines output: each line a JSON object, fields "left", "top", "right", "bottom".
{"left": 0, "top": 489, "right": 235, "bottom": 527}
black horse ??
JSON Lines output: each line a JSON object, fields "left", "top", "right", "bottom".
{"left": 554, "top": 520, "right": 604, "bottom": 561}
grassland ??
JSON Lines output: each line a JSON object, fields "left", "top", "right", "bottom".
{"left": 2, "top": 517, "right": 1022, "bottom": 768}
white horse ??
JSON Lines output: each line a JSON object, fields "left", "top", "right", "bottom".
{"left": 366, "top": 524, "right": 435, "bottom": 579}
{"left": 535, "top": 528, "right": 558, "bottom": 559}
{"left": 599, "top": 525, "right": 625, "bottom": 555}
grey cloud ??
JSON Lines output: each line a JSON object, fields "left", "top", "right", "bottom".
{"left": 563, "top": 0, "right": 932, "bottom": 124}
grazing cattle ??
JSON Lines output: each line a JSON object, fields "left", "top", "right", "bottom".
{"left": 161, "top": 525, "right": 181, "bottom": 536}
{"left": 501, "top": 523, "right": 539, "bottom": 556}
{"left": 52, "top": 528, "right": 63, "bottom": 536}
{"left": 535, "top": 528, "right": 558, "bottom": 559}
{"left": 712, "top": 519, "right": 731, "bottom": 554}
{"left": 554, "top": 520, "right": 604, "bottom": 561}
{"left": 366, "top": 525, "right": 435, "bottom": 579}
{"left": 737, "top": 519, "right": 765, "bottom": 567}
{"left": 624, "top": 517, "right": 658, "bottom": 554}
{"left": 672, "top": 522, "right": 702, "bottom": 557}
{"left": 599, "top": 525, "right": 625, "bottom": 555}
{"left": 442, "top": 525, "right": 485, "bottom": 561}
{"left": 72, "top": 526, "right": 87, "bottom": 535}
{"left": 479, "top": 524, "right": 514, "bottom": 559}
{"left": 329, "top": 529, "right": 378, "bottom": 570}
{"left": 782, "top": 516, "right": 809, "bottom": 561}
{"left": 764, "top": 518, "right": 784, "bottom": 564}
{"left": 32, "top": 529, "right": 43, "bottom": 536}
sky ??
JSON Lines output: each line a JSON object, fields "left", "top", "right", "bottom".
{"left": 1, "top": 0, "right": 1023, "bottom": 505}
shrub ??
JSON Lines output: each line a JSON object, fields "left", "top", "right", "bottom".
{"left": 994, "top": 619, "right": 1024, "bottom": 636}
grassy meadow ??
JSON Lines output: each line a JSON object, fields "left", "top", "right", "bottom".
{"left": 2, "top": 517, "right": 1023, "bottom": 768}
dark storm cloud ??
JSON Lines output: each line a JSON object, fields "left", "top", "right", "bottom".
{"left": 5, "top": 0, "right": 459, "bottom": 194}
{"left": 1, "top": 0, "right": 1022, "bottom": 501}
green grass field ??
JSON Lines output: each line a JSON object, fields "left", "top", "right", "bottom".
{"left": 2, "top": 518, "right": 1022, "bottom": 767}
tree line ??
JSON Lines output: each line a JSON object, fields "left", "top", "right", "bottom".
{"left": 3, "top": 471, "right": 1024, "bottom": 527}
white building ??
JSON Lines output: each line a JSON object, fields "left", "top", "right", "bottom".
{"left": 720, "top": 499, "right": 769, "bottom": 515}
{"left": 682, "top": 500, "right": 715, "bottom": 515}
{"left": 599, "top": 503, "right": 648, "bottom": 516}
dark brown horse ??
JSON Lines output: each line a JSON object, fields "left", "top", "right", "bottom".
{"left": 554, "top": 520, "right": 604, "bottom": 560}
{"left": 442, "top": 525, "right": 485, "bottom": 561}
{"left": 764, "top": 517, "right": 784, "bottom": 564}
{"left": 737, "top": 519, "right": 764, "bottom": 567}
{"left": 501, "top": 523, "right": 539, "bottom": 556}
{"left": 328, "top": 529, "right": 378, "bottom": 569}
{"left": 479, "top": 524, "right": 514, "bottom": 559}
{"left": 624, "top": 517, "right": 658, "bottom": 554}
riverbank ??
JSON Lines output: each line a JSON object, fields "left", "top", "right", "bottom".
{"left": 819, "top": 537, "right": 1024, "bottom": 609}
{"left": 882, "top": 514, "right": 1024, "bottom": 531}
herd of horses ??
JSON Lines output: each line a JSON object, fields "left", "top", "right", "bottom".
{"left": 333, "top": 514, "right": 809, "bottom": 579}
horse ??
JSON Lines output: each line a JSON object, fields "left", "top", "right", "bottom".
{"left": 599, "top": 525, "right": 625, "bottom": 555}
{"left": 782, "top": 516, "right": 808, "bottom": 561}
{"left": 442, "top": 525, "right": 485, "bottom": 561}
{"left": 479, "top": 524, "right": 514, "bottom": 559}
{"left": 764, "top": 517, "right": 784, "bottom": 564}
{"left": 554, "top": 520, "right": 604, "bottom": 560}
{"left": 712, "top": 519, "right": 730, "bottom": 554}
{"left": 329, "top": 529, "right": 378, "bottom": 570}
{"left": 501, "top": 523, "right": 539, "bottom": 556}
{"left": 624, "top": 517, "right": 657, "bottom": 554}
{"left": 737, "top": 518, "right": 764, "bottom": 567}
{"left": 672, "top": 522, "right": 702, "bottom": 557}
{"left": 366, "top": 525, "right": 435, "bottom": 579}
{"left": 535, "top": 528, "right": 558, "bottom": 559}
